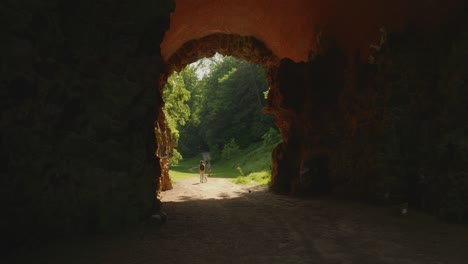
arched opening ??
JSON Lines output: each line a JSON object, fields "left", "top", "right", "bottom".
{"left": 3, "top": 1, "right": 468, "bottom": 261}
{"left": 156, "top": 32, "right": 348, "bottom": 198}
{"left": 157, "top": 34, "right": 282, "bottom": 194}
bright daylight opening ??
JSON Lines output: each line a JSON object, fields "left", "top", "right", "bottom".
{"left": 161, "top": 53, "right": 281, "bottom": 200}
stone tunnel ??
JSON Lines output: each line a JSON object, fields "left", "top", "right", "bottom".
{"left": 1, "top": 0, "right": 467, "bottom": 252}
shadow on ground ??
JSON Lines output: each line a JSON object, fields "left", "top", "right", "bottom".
{"left": 6, "top": 184, "right": 468, "bottom": 264}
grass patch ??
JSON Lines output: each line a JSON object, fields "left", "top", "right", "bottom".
{"left": 170, "top": 140, "right": 279, "bottom": 186}
{"left": 233, "top": 170, "right": 271, "bottom": 186}
{"left": 169, "top": 156, "right": 200, "bottom": 183}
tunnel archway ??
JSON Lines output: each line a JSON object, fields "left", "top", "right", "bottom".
{"left": 2, "top": 0, "right": 468, "bottom": 254}
{"left": 158, "top": 24, "right": 352, "bottom": 196}
{"left": 157, "top": 34, "right": 281, "bottom": 191}
{"left": 157, "top": 0, "right": 468, "bottom": 204}
{"left": 160, "top": 34, "right": 280, "bottom": 96}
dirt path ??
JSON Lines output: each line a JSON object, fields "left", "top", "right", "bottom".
{"left": 7, "top": 177, "right": 468, "bottom": 263}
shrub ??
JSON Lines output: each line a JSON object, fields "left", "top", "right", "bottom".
{"left": 221, "top": 138, "right": 240, "bottom": 160}
{"left": 170, "top": 148, "right": 183, "bottom": 165}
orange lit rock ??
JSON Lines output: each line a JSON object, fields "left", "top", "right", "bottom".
{"left": 162, "top": 0, "right": 463, "bottom": 62}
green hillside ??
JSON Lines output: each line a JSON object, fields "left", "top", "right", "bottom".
{"left": 169, "top": 140, "right": 279, "bottom": 186}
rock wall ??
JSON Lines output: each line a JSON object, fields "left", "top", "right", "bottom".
{"left": 0, "top": 0, "right": 175, "bottom": 251}
{"left": 164, "top": 34, "right": 279, "bottom": 80}
{"left": 154, "top": 108, "right": 174, "bottom": 192}
{"left": 268, "top": 13, "right": 468, "bottom": 222}
{"left": 163, "top": 0, "right": 465, "bottom": 62}
{"left": 1, "top": 0, "right": 467, "bottom": 254}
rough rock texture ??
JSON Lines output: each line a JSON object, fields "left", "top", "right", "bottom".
{"left": 0, "top": 0, "right": 175, "bottom": 251}
{"left": 162, "top": 0, "right": 465, "bottom": 62}
{"left": 163, "top": 34, "right": 279, "bottom": 83}
{"left": 154, "top": 109, "right": 174, "bottom": 192}
{"left": 267, "top": 14, "right": 468, "bottom": 222}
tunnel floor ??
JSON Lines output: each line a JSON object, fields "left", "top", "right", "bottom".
{"left": 7, "top": 178, "right": 468, "bottom": 264}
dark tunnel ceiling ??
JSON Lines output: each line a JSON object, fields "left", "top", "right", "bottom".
{"left": 161, "top": 0, "right": 464, "bottom": 62}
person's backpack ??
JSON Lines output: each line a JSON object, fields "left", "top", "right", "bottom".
{"left": 199, "top": 163, "right": 205, "bottom": 170}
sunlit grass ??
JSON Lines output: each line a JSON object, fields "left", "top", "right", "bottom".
{"left": 169, "top": 169, "right": 196, "bottom": 183}
{"left": 233, "top": 171, "right": 271, "bottom": 186}
{"left": 170, "top": 140, "right": 278, "bottom": 186}
{"left": 169, "top": 156, "right": 199, "bottom": 183}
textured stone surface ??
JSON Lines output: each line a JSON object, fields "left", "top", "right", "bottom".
{"left": 154, "top": 109, "right": 174, "bottom": 192}
{"left": 0, "top": 0, "right": 175, "bottom": 252}
{"left": 267, "top": 15, "right": 468, "bottom": 223}
{"left": 162, "top": 0, "right": 464, "bottom": 62}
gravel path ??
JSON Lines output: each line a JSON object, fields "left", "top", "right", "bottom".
{"left": 7, "top": 177, "right": 468, "bottom": 264}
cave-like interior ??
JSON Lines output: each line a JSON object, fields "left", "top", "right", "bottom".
{"left": 1, "top": 0, "right": 467, "bottom": 252}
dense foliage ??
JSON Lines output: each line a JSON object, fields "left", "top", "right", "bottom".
{"left": 164, "top": 55, "right": 278, "bottom": 161}
{"left": 162, "top": 71, "right": 192, "bottom": 164}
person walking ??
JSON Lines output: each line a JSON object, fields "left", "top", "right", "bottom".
{"left": 199, "top": 160, "right": 206, "bottom": 183}
{"left": 206, "top": 161, "right": 212, "bottom": 177}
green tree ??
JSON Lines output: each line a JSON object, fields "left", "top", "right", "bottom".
{"left": 163, "top": 71, "right": 192, "bottom": 163}
{"left": 177, "top": 54, "right": 276, "bottom": 160}
{"left": 164, "top": 72, "right": 191, "bottom": 127}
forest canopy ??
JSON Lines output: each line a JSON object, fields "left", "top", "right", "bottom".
{"left": 163, "top": 54, "right": 279, "bottom": 162}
